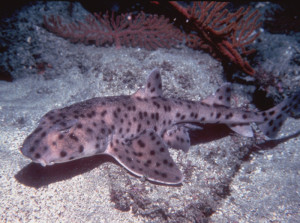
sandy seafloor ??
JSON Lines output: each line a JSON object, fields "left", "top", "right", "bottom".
{"left": 0, "top": 2, "right": 300, "bottom": 223}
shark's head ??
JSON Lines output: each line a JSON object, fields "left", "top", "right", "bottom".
{"left": 20, "top": 108, "right": 107, "bottom": 166}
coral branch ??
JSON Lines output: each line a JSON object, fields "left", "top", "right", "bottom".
{"left": 44, "top": 12, "right": 183, "bottom": 50}
{"left": 168, "top": 1, "right": 261, "bottom": 75}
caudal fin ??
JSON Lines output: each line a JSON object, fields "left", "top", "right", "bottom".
{"left": 258, "top": 90, "right": 300, "bottom": 138}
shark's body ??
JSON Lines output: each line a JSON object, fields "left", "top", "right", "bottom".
{"left": 21, "top": 69, "right": 300, "bottom": 184}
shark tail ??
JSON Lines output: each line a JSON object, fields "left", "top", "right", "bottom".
{"left": 258, "top": 90, "right": 300, "bottom": 138}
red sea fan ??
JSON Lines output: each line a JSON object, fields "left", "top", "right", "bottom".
{"left": 43, "top": 12, "right": 183, "bottom": 50}
{"left": 168, "top": 2, "right": 261, "bottom": 75}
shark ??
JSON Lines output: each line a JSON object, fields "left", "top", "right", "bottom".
{"left": 20, "top": 68, "right": 300, "bottom": 184}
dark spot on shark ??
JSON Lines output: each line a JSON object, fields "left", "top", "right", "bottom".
{"left": 86, "top": 128, "right": 93, "bottom": 134}
{"left": 119, "top": 128, "right": 123, "bottom": 134}
{"left": 48, "top": 116, "right": 55, "bottom": 121}
{"left": 101, "top": 110, "right": 107, "bottom": 117}
{"left": 69, "top": 134, "right": 79, "bottom": 141}
{"left": 161, "top": 173, "right": 167, "bottom": 178}
{"left": 137, "top": 124, "right": 141, "bottom": 132}
{"left": 29, "top": 146, "right": 35, "bottom": 153}
{"left": 137, "top": 139, "right": 145, "bottom": 148}
{"left": 113, "top": 111, "right": 118, "bottom": 119}
{"left": 151, "top": 113, "right": 155, "bottom": 119}
{"left": 136, "top": 152, "right": 143, "bottom": 157}
{"left": 87, "top": 111, "right": 96, "bottom": 118}
{"left": 153, "top": 101, "right": 161, "bottom": 109}
{"left": 40, "top": 131, "right": 47, "bottom": 138}
{"left": 200, "top": 102, "right": 210, "bottom": 107}
{"left": 60, "top": 151, "right": 67, "bottom": 157}
{"left": 293, "top": 103, "right": 298, "bottom": 109}
{"left": 34, "top": 153, "right": 41, "bottom": 159}
{"left": 281, "top": 105, "right": 288, "bottom": 111}
{"left": 33, "top": 127, "right": 43, "bottom": 134}
{"left": 139, "top": 111, "right": 143, "bottom": 120}
{"left": 225, "top": 113, "right": 233, "bottom": 119}
{"left": 79, "top": 145, "right": 84, "bottom": 153}
{"left": 155, "top": 113, "right": 159, "bottom": 121}
{"left": 268, "top": 120, "right": 274, "bottom": 126}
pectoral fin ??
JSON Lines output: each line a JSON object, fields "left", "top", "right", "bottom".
{"left": 105, "top": 130, "right": 183, "bottom": 184}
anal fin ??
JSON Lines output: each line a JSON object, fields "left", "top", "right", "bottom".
{"left": 105, "top": 130, "right": 183, "bottom": 184}
{"left": 228, "top": 124, "right": 254, "bottom": 137}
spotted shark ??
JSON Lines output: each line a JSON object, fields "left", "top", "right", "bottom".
{"left": 21, "top": 69, "right": 300, "bottom": 184}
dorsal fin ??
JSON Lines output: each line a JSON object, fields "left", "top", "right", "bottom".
{"left": 132, "top": 68, "right": 163, "bottom": 99}
{"left": 201, "top": 83, "right": 231, "bottom": 107}
{"left": 144, "top": 68, "right": 163, "bottom": 97}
